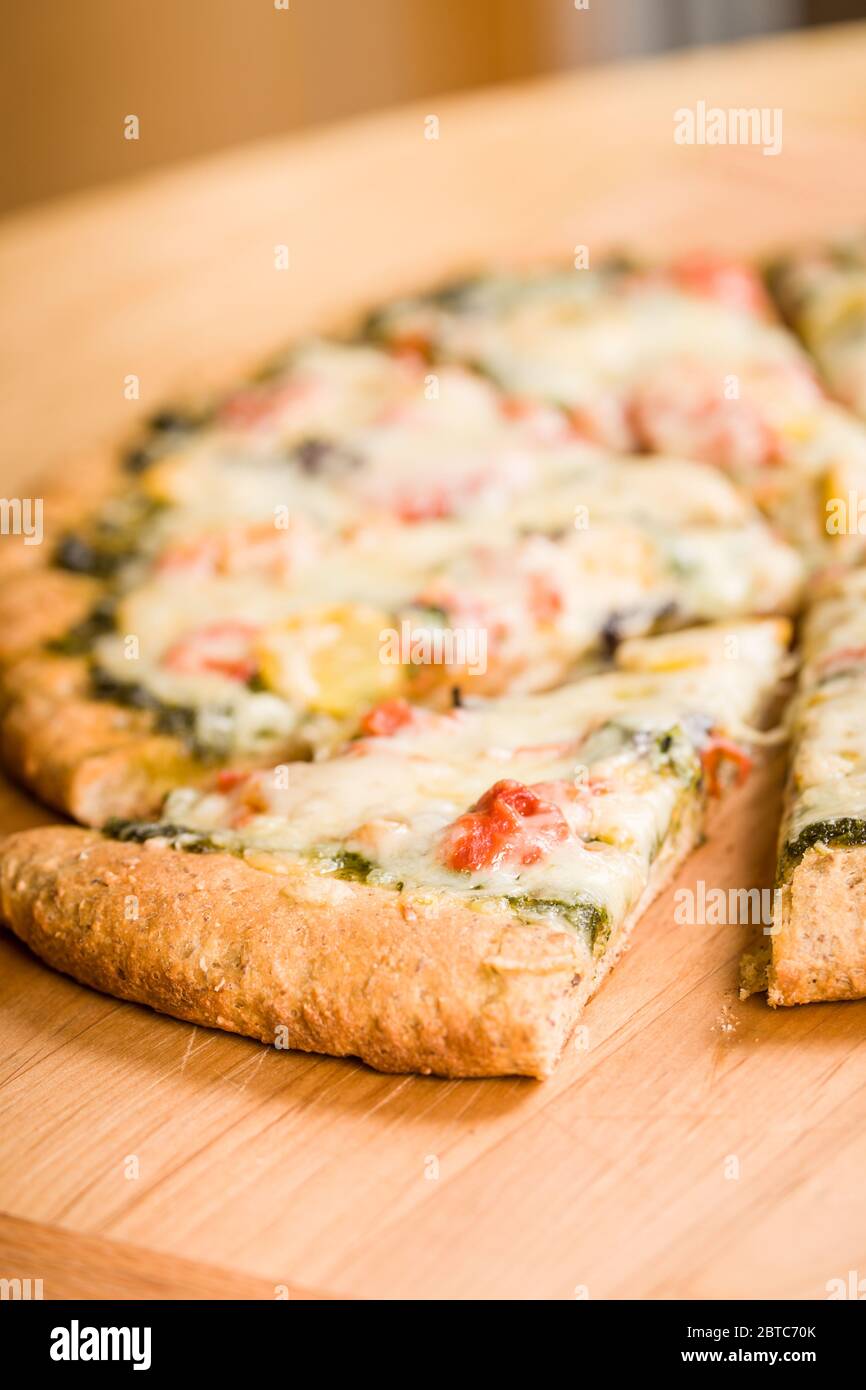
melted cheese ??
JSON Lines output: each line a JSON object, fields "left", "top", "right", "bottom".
{"left": 375, "top": 268, "right": 866, "bottom": 550}
{"left": 158, "top": 619, "right": 788, "bottom": 948}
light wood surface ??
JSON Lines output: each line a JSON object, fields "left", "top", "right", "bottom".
{"left": 2, "top": 24, "right": 866, "bottom": 1301}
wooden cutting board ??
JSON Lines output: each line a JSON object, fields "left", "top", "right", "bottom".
{"left": 3, "top": 23, "right": 866, "bottom": 1302}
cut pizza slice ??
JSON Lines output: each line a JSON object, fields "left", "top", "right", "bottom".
{"left": 745, "top": 567, "right": 866, "bottom": 1005}
{"left": 121, "top": 341, "right": 587, "bottom": 534}
{"left": 767, "top": 234, "right": 866, "bottom": 422}
{"left": 1, "top": 619, "right": 790, "bottom": 1078}
{"left": 0, "top": 474, "right": 801, "bottom": 825}
{"left": 368, "top": 254, "right": 866, "bottom": 554}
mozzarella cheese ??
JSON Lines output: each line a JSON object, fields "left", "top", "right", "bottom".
{"left": 374, "top": 265, "right": 866, "bottom": 551}
{"left": 152, "top": 620, "right": 788, "bottom": 956}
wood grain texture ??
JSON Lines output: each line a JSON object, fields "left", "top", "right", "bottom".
{"left": 2, "top": 24, "right": 866, "bottom": 1301}
{"left": 0, "top": 1214, "right": 331, "bottom": 1300}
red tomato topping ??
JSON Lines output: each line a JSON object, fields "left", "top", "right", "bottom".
{"left": 359, "top": 697, "right": 419, "bottom": 737}
{"left": 499, "top": 395, "right": 537, "bottom": 422}
{"left": 440, "top": 779, "right": 571, "bottom": 873}
{"left": 392, "top": 487, "right": 458, "bottom": 522}
{"left": 216, "top": 768, "right": 250, "bottom": 793}
{"left": 699, "top": 735, "right": 753, "bottom": 797}
{"left": 667, "top": 253, "right": 771, "bottom": 319}
{"left": 218, "top": 378, "right": 311, "bottom": 430}
{"left": 162, "top": 621, "right": 260, "bottom": 683}
{"left": 388, "top": 333, "right": 432, "bottom": 363}
{"left": 527, "top": 572, "right": 564, "bottom": 624}
{"left": 156, "top": 522, "right": 314, "bottom": 579}
{"left": 569, "top": 392, "right": 636, "bottom": 452}
{"left": 629, "top": 366, "right": 780, "bottom": 472}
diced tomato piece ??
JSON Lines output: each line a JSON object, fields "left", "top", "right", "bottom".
{"left": 155, "top": 534, "right": 223, "bottom": 577}
{"left": 216, "top": 768, "right": 250, "bottom": 792}
{"left": 699, "top": 735, "right": 753, "bottom": 797}
{"left": 162, "top": 621, "right": 260, "bottom": 683}
{"left": 218, "top": 378, "right": 311, "bottom": 430}
{"left": 667, "top": 253, "right": 771, "bottom": 319}
{"left": 569, "top": 392, "right": 637, "bottom": 452}
{"left": 499, "top": 395, "right": 536, "bottom": 422}
{"left": 156, "top": 521, "right": 318, "bottom": 579}
{"left": 392, "top": 487, "right": 455, "bottom": 522}
{"left": 387, "top": 333, "right": 432, "bottom": 363}
{"left": 360, "top": 697, "right": 419, "bottom": 737}
{"left": 440, "top": 778, "right": 571, "bottom": 872}
{"left": 527, "top": 572, "right": 564, "bottom": 624}
{"left": 629, "top": 365, "right": 780, "bottom": 472}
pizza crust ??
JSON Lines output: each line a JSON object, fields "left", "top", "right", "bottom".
{"left": 0, "top": 449, "right": 121, "bottom": 583}
{"left": 0, "top": 794, "right": 702, "bottom": 1078}
{"left": 768, "top": 846, "right": 866, "bottom": 1005}
{"left": 0, "top": 569, "right": 98, "bottom": 666}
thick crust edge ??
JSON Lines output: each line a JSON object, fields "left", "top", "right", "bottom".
{"left": 0, "top": 798, "right": 702, "bottom": 1078}
{"left": 768, "top": 846, "right": 866, "bottom": 1005}
{"left": 0, "top": 655, "right": 208, "bottom": 825}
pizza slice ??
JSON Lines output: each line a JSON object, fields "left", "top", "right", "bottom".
{"left": 367, "top": 254, "right": 866, "bottom": 553}
{"left": 744, "top": 567, "right": 866, "bottom": 1005}
{"left": 0, "top": 619, "right": 790, "bottom": 1078}
{"left": 0, "top": 453, "right": 801, "bottom": 825}
{"left": 767, "top": 235, "right": 866, "bottom": 421}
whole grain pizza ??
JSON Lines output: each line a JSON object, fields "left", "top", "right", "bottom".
{"left": 2, "top": 249, "right": 866, "bottom": 1078}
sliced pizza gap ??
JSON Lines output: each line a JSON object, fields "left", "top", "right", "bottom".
{"left": 1, "top": 620, "right": 791, "bottom": 1079}
{"left": 746, "top": 568, "right": 866, "bottom": 1007}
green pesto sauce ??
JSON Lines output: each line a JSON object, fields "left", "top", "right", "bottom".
{"left": 102, "top": 818, "right": 221, "bottom": 853}
{"left": 53, "top": 496, "right": 165, "bottom": 578}
{"left": 100, "top": 820, "right": 609, "bottom": 950}
{"left": 88, "top": 666, "right": 207, "bottom": 753}
{"left": 505, "top": 894, "right": 610, "bottom": 953}
{"left": 779, "top": 817, "right": 866, "bottom": 883}
{"left": 46, "top": 602, "right": 117, "bottom": 656}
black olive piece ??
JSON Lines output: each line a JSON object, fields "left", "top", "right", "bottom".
{"left": 55, "top": 533, "right": 99, "bottom": 574}
{"left": 123, "top": 447, "right": 152, "bottom": 474}
{"left": 291, "top": 438, "right": 362, "bottom": 475}
{"left": 147, "top": 408, "right": 195, "bottom": 432}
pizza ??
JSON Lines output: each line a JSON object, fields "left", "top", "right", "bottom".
{"left": 368, "top": 253, "right": 866, "bottom": 554}
{"left": 768, "top": 235, "right": 866, "bottom": 422}
{"left": 0, "top": 341, "right": 802, "bottom": 827}
{"left": 742, "top": 566, "right": 866, "bottom": 1006}
{"left": 2, "top": 244, "right": 865, "bottom": 1079}
{"left": 0, "top": 620, "right": 789, "bottom": 1078}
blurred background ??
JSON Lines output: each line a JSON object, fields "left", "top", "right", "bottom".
{"left": 3, "top": 0, "right": 864, "bottom": 216}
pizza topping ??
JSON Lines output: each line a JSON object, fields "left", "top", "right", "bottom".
{"left": 162, "top": 621, "right": 261, "bottom": 684}
{"left": 218, "top": 377, "right": 317, "bottom": 431}
{"left": 439, "top": 779, "right": 573, "bottom": 872}
{"left": 291, "top": 438, "right": 363, "bottom": 476}
{"left": 385, "top": 331, "right": 432, "bottom": 362}
{"left": 215, "top": 768, "right": 251, "bottom": 793}
{"left": 256, "top": 604, "right": 405, "bottom": 717}
{"left": 568, "top": 391, "right": 636, "bottom": 452}
{"left": 629, "top": 362, "right": 780, "bottom": 473}
{"left": 155, "top": 519, "right": 321, "bottom": 579}
{"left": 359, "top": 697, "right": 418, "bottom": 737}
{"left": 527, "top": 571, "right": 565, "bottom": 625}
{"left": 357, "top": 697, "right": 456, "bottom": 739}
{"left": 698, "top": 734, "right": 753, "bottom": 797}
{"left": 664, "top": 253, "right": 772, "bottom": 320}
